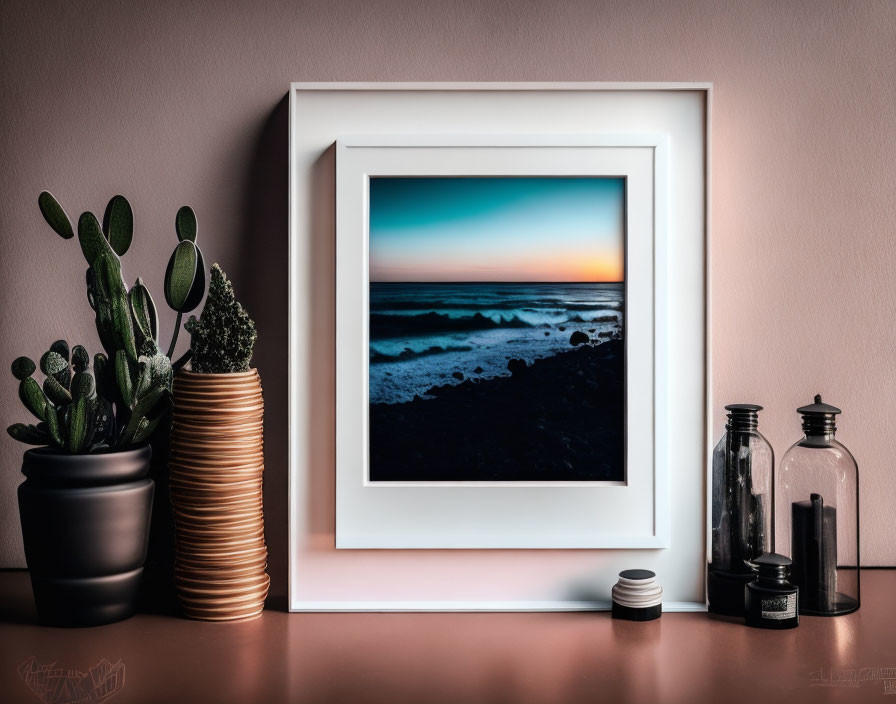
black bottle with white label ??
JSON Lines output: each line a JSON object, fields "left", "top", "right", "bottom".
{"left": 745, "top": 553, "right": 799, "bottom": 629}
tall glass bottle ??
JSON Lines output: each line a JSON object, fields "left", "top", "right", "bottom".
{"left": 776, "top": 395, "right": 859, "bottom": 615}
{"left": 708, "top": 404, "right": 775, "bottom": 615}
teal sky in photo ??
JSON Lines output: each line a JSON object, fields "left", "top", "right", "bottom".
{"left": 369, "top": 177, "right": 625, "bottom": 282}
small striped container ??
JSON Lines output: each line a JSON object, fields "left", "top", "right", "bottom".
{"left": 611, "top": 569, "right": 662, "bottom": 621}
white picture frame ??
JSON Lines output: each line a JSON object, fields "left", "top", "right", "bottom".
{"left": 335, "top": 135, "right": 669, "bottom": 549}
{"left": 289, "top": 83, "right": 711, "bottom": 611}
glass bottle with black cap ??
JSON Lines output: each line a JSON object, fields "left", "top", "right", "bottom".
{"left": 776, "top": 395, "right": 860, "bottom": 616}
{"left": 708, "top": 404, "right": 775, "bottom": 615}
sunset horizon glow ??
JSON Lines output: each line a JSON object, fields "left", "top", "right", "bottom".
{"left": 369, "top": 177, "right": 625, "bottom": 283}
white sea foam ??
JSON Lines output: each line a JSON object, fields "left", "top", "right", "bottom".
{"left": 369, "top": 282, "right": 623, "bottom": 404}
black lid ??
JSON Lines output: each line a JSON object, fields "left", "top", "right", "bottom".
{"left": 753, "top": 553, "right": 792, "bottom": 568}
{"left": 753, "top": 553, "right": 792, "bottom": 584}
{"left": 619, "top": 569, "right": 655, "bottom": 581}
{"left": 798, "top": 395, "right": 840, "bottom": 435}
{"left": 725, "top": 403, "right": 763, "bottom": 413}
{"left": 797, "top": 395, "right": 841, "bottom": 416}
{"left": 724, "top": 404, "right": 762, "bottom": 431}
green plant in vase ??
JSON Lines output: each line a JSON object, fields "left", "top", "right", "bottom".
{"left": 171, "top": 264, "right": 267, "bottom": 620}
{"left": 6, "top": 192, "right": 208, "bottom": 627}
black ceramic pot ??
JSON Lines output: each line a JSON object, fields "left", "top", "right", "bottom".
{"left": 17, "top": 445, "right": 154, "bottom": 627}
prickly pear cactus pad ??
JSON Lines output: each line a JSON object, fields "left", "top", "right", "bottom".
{"left": 185, "top": 264, "right": 257, "bottom": 374}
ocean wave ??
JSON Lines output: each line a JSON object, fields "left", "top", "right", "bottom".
{"left": 564, "top": 301, "right": 623, "bottom": 311}
{"left": 567, "top": 313, "right": 620, "bottom": 323}
{"left": 370, "top": 299, "right": 623, "bottom": 312}
{"left": 370, "top": 311, "right": 532, "bottom": 339}
{"left": 370, "top": 345, "right": 473, "bottom": 364}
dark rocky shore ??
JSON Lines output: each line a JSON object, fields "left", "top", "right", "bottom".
{"left": 369, "top": 339, "right": 624, "bottom": 481}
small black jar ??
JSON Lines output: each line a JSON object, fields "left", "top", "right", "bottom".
{"left": 745, "top": 553, "right": 799, "bottom": 629}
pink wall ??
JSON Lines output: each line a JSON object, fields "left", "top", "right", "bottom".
{"left": 1, "top": 1, "right": 894, "bottom": 594}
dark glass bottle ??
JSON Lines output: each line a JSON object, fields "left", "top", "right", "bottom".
{"left": 708, "top": 404, "right": 774, "bottom": 615}
{"left": 745, "top": 553, "right": 799, "bottom": 629}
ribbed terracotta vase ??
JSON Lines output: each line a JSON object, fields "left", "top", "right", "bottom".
{"left": 169, "top": 368, "right": 269, "bottom": 620}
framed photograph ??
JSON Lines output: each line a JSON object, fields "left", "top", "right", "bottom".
{"left": 335, "top": 135, "right": 668, "bottom": 549}
{"left": 290, "top": 83, "right": 710, "bottom": 610}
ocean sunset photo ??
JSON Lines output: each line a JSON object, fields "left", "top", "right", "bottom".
{"left": 368, "top": 177, "right": 625, "bottom": 481}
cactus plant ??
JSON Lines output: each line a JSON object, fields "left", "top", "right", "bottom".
{"left": 185, "top": 264, "right": 256, "bottom": 374}
{"left": 6, "top": 193, "right": 208, "bottom": 454}
{"left": 7, "top": 343, "right": 125, "bottom": 452}
{"left": 8, "top": 336, "right": 169, "bottom": 453}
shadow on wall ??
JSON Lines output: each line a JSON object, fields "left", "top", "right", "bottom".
{"left": 238, "top": 95, "right": 290, "bottom": 605}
